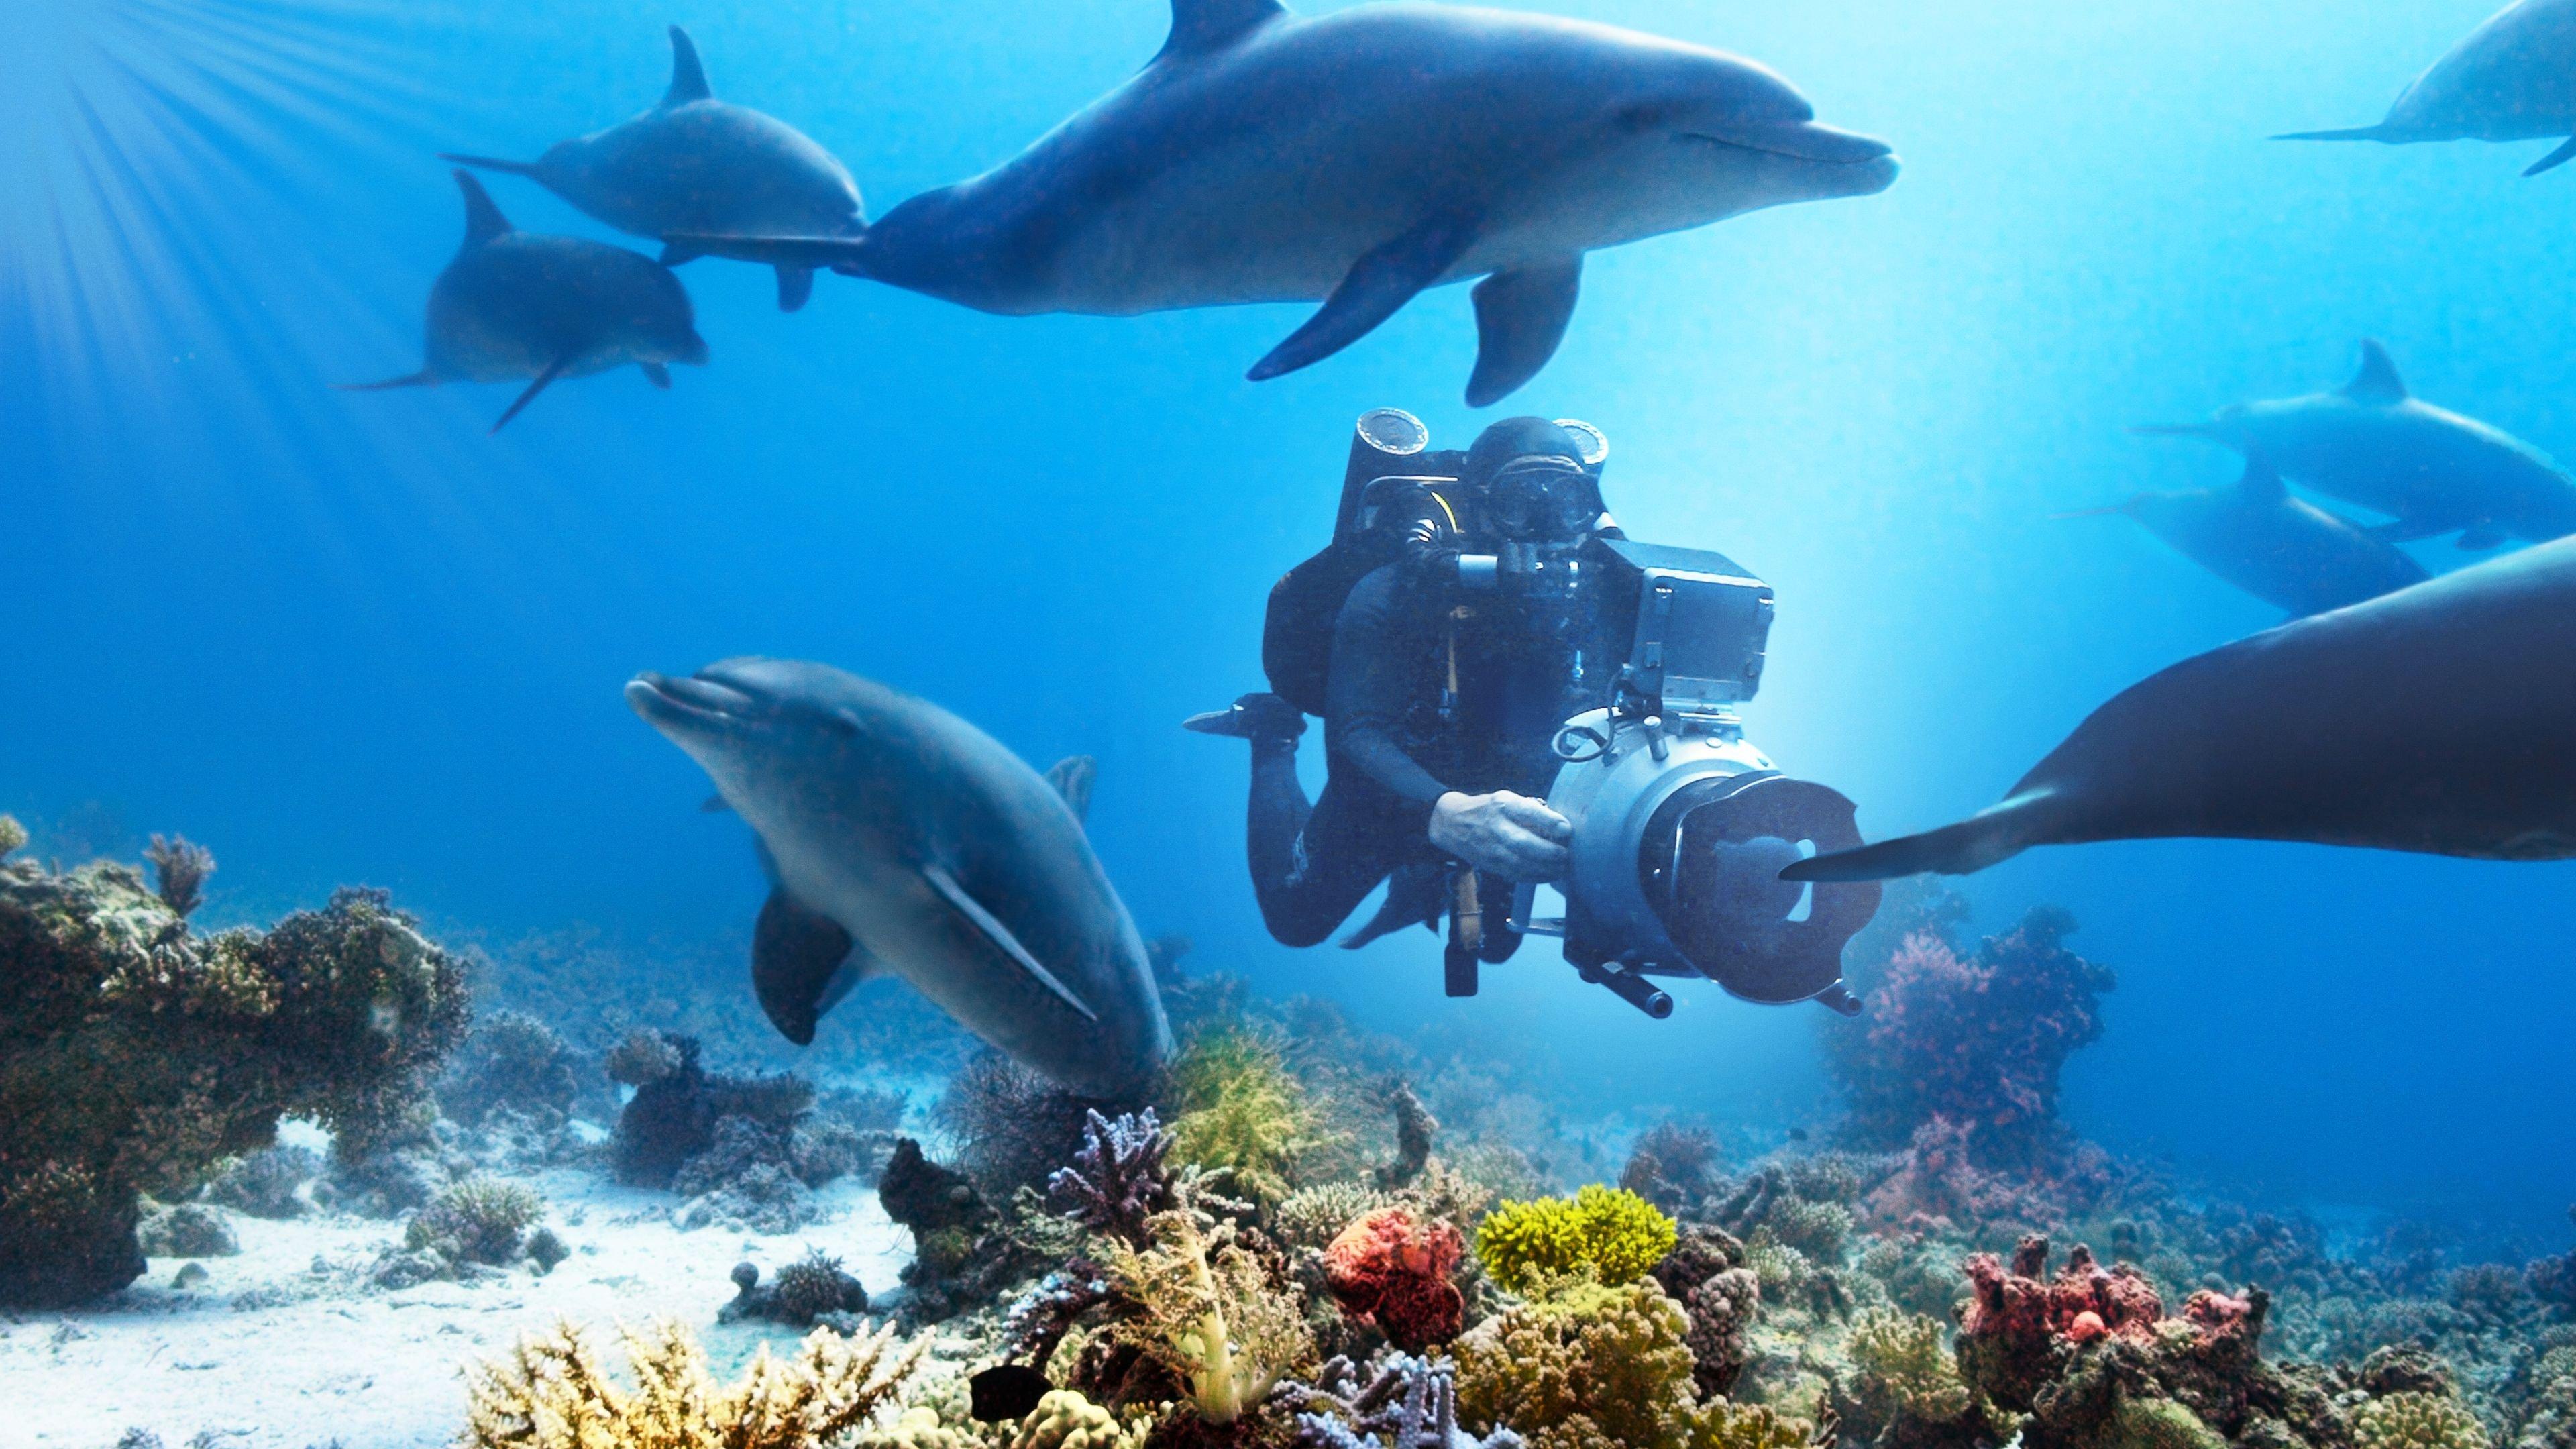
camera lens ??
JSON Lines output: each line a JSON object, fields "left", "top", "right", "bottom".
{"left": 1638, "top": 775, "right": 1880, "bottom": 1005}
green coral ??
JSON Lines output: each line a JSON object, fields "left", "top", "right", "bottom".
{"left": 0, "top": 864, "right": 468, "bottom": 1307}
{"left": 2355, "top": 1394, "right": 2491, "bottom": 1449}
{"left": 1106, "top": 1208, "right": 1314, "bottom": 1424}
{"left": 1010, "top": 1389, "right": 1143, "bottom": 1449}
{"left": 1474, "top": 1184, "right": 1678, "bottom": 1296}
{"left": 1164, "top": 1028, "right": 1330, "bottom": 1204}
{"left": 1848, "top": 1307, "right": 1973, "bottom": 1428}
{"left": 2106, "top": 1397, "right": 2229, "bottom": 1449}
{"left": 0, "top": 815, "right": 25, "bottom": 861}
{"left": 407, "top": 1175, "right": 545, "bottom": 1265}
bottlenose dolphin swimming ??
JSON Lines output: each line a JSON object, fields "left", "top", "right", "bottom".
{"left": 441, "top": 28, "right": 863, "bottom": 313}
{"left": 663, "top": 0, "right": 1898, "bottom": 405}
{"left": 2061, "top": 454, "right": 2430, "bottom": 617}
{"left": 2133, "top": 340, "right": 2576, "bottom": 551}
{"left": 342, "top": 172, "right": 708, "bottom": 433}
{"left": 626, "top": 657, "right": 1172, "bottom": 1099}
{"left": 1782, "top": 535, "right": 2576, "bottom": 882}
{"left": 2275, "top": 0, "right": 2576, "bottom": 176}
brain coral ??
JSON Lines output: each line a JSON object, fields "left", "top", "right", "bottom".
{"left": 1475, "top": 1184, "right": 1678, "bottom": 1297}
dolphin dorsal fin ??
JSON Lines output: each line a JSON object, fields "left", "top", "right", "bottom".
{"left": 454, "top": 170, "right": 511, "bottom": 246}
{"left": 1158, "top": 0, "right": 1287, "bottom": 60}
{"left": 2234, "top": 453, "right": 2288, "bottom": 501}
{"left": 664, "top": 26, "right": 712, "bottom": 106}
{"left": 1045, "top": 755, "right": 1097, "bottom": 824}
{"left": 2341, "top": 339, "right": 2408, "bottom": 405}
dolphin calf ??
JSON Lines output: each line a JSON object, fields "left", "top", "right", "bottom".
{"left": 663, "top": 0, "right": 1898, "bottom": 405}
{"left": 1783, "top": 535, "right": 2576, "bottom": 882}
{"left": 442, "top": 28, "right": 863, "bottom": 313}
{"left": 2134, "top": 340, "right": 2576, "bottom": 551}
{"left": 627, "top": 657, "right": 1172, "bottom": 1099}
{"left": 2061, "top": 454, "right": 2430, "bottom": 616}
{"left": 2275, "top": 0, "right": 2576, "bottom": 176}
{"left": 342, "top": 172, "right": 708, "bottom": 433}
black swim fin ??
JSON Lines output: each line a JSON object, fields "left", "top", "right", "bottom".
{"left": 1781, "top": 788, "right": 2064, "bottom": 882}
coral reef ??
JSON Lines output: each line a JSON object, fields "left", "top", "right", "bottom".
{"left": 1012, "top": 1389, "right": 1147, "bottom": 1449}
{"left": 0, "top": 859, "right": 467, "bottom": 1307}
{"left": 607, "top": 1030, "right": 813, "bottom": 1189}
{"left": 1623, "top": 1124, "right": 1723, "bottom": 1218}
{"left": 1280, "top": 1352, "right": 1527, "bottom": 1449}
{"left": 1377, "top": 1083, "right": 1440, "bottom": 1191}
{"left": 461, "top": 1317, "right": 926, "bottom": 1449}
{"left": 1473, "top": 1185, "right": 1678, "bottom": 1296}
{"left": 136, "top": 1202, "right": 239, "bottom": 1258}
{"left": 1052, "top": 1109, "right": 1179, "bottom": 1249}
{"left": 723, "top": 1249, "right": 873, "bottom": 1327}
{"left": 941, "top": 1051, "right": 1114, "bottom": 1199}
{"left": 142, "top": 834, "right": 215, "bottom": 917}
{"left": 1324, "top": 1207, "right": 1466, "bottom": 1353}
{"left": 206, "top": 1144, "right": 319, "bottom": 1218}
{"left": 405, "top": 1174, "right": 547, "bottom": 1267}
{"left": 1107, "top": 1208, "right": 1316, "bottom": 1424}
{"left": 0, "top": 814, "right": 25, "bottom": 861}
{"left": 439, "top": 1010, "right": 584, "bottom": 1129}
{"left": 1166, "top": 1028, "right": 1332, "bottom": 1205}
{"left": 1844, "top": 1307, "right": 1978, "bottom": 1442}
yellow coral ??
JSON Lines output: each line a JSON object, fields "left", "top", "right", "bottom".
{"left": 2354, "top": 1393, "right": 2491, "bottom": 1449}
{"left": 1106, "top": 1208, "right": 1314, "bottom": 1424}
{"left": 1165, "top": 1028, "right": 1330, "bottom": 1203}
{"left": 460, "top": 1316, "right": 926, "bottom": 1449}
{"left": 0, "top": 815, "right": 25, "bottom": 861}
{"left": 1847, "top": 1308, "right": 1972, "bottom": 1427}
{"left": 1685, "top": 1399, "right": 1817, "bottom": 1449}
{"left": 1010, "top": 1389, "right": 1144, "bottom": 1449}
{"left": 1473, "top": 1184, "right": 1677, "bottom": 1295}
{"left": 1452, "top": 1276, "right": 1710, "bottom": 1449}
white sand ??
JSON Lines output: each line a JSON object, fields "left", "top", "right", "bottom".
{"left": 0, "top": 1159, "right": 917, "bottom": 1449}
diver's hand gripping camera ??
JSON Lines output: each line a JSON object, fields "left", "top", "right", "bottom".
{"left": 1332, "top": 408, "right": 1882, "bottom": 1020}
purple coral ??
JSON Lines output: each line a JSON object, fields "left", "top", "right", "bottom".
{"left": 1047, "top": 1108, "right": 1175, "bottom": 1248}
{"left": 1280, "top": 1353, "right": 1526, "bottom": 1449}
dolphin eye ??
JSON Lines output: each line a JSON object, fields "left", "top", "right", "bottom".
{"left": 1617, "top": 104, "right": 1672, "bottom": 133}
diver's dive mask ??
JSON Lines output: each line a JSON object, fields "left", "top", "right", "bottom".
{"left": 1482, "top": 454, "right": 1604, "bottom": 544}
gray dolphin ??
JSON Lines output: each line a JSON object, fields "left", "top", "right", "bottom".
{"left": 1782, "top": 535, "right": 2576, "bottom": 882}
{"left": 626, "top": 657, "right": 1172, "bottom": 1099}
{"left": 2133, "top": 340, "right": 2576, "bottom": 551}
{"left": 341, "top": 171, "right": 707, "bottom": 433}
{"left": 662, "top": 0, "right": 1898, "bottom": 405}
{"left": 441, "top": 28, "right": 863, "bottom": 312}
{"left": 2275, "top": 0, "right": 2576, "bottom": 175}
{"left": 2061, "top": 453, "right": 2430, "bottom": 616}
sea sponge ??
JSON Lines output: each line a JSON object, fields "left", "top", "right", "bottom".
{"left": 1165, "top": 1028, "right": 1330, "bottom": 1204}
{"left": 0, "top": 869, "right": 468, "bottom": 1307}
{"left": 1474, "top": 1184, "right": 1678, "bottom": 1296}
{"left": 2354, "top": 1393, "right": 2491, "bottom": 1449}
{"left": 1322, "top": 1206, "right": 1466, "bottom": 1352}
{"left": 1450, "top": 1275, "right": 1703, "bottom": 1449}
{"left": 1105, "top": 1208, "right": 1315, "bottom": 1424}
{"left": 462, "top": 1316, "right": 926, "bottom": 1449}
{"left": 1010, "top": 1389, "right": 1142, "bottom": 1449}
{"left": 407, "top": 1175, "right": 545, "bottom": 1265}
{"left": 1847, "top": 1307, "right": 1972, "bottom": 1428}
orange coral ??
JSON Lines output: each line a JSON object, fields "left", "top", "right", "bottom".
{"left": 1323, "top": 1205, "right": 1464, "bottom": 1352}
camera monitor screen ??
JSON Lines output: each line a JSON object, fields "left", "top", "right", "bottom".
{"left": 1595, "top": 539, "right": 1776, "bottom": 716}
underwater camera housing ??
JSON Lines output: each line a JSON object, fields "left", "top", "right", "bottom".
{"left": 1501, "top": 535, "right": 1882, "bottom": 1018}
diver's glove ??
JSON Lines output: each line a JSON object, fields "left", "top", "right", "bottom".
{"left": 1181, "top": 692, "right": 1307, "bottom": 743}
{"left": 1430, "top": 790, "right": 1572, "bottom": 882}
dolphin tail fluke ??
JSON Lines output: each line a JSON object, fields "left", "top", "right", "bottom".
{"left": 2526, "top": 136, "right": 2576, "bottom": 176}
{"left": 1780, "top": 789, "right": 2064, "bottom": 883}
{"left": 490, "top": 354, "right": 575, "bottom": 433}
{"left": 335, "top": 370, "right": 436, "bottom": 392}
{"left": 437, "top": 152, "right": 543, "bottom": 178}
{"left": 2269, "top": 125, "right": 2394, "bottom": 143}
{"left": 776, "top": 265, "right": 816, "bottom": 311}
{"left": 661, "top": 231, "right": 868, "bottom": 272}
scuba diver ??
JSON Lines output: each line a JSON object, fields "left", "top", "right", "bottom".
{"left": 1185, "top": 415, "right": 1628, "bottom": 959}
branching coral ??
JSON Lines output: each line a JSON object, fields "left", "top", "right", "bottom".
{"left": 1473, "top": 1185, "right": 1677, "bottom": 1297}
{"left": 1278, "top": 1185, "right": 1399, "bottom": 1254}
{"left": 142, "top": 835, "right": 215, "bottom": 917}
{"left": 1166, "top": 1028, "right": 1332, "bottom": 1205}
{"left": 2355, "top": 1393, "right": 2491, "bottom": 1449}
{"left": 940, "top": 1051, "right": 1110, "bottom": 1199}
{"left": 1452, "top": 1275, "right": 1796, "bottom": 1449}
{"left": 0, "top": 867, "right": 467, "bottom": 1307}
{"left": 1106, "top": 1208, "right": 1316, "bottom": 1424}
{"left": 1280, "top": 1352, "right": 1526, "bottom": 1449}
{"left": 1324, "top": 1207, "right": 1466, "bottom": 1352}
{"left": 1050, "top": 1109, "right": 1177, "bottom": 1250}
{"left": 407, "top": 1174, "right": 545, "bottom": 1266}
{"left": 441, "top": 1010, "right": 583, "bottom": 1128}
{"left": 1848, "top": 1307, "right": 1974, "bottom": 1430}
{"left": 460, "top": 1316, "right": 926, "bottom": 1449}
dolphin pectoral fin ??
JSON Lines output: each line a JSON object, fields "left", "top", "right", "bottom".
{"left": 2233, "top": 454, "right": 2288, "bottom": 501}
{"left": 2270, "top": 125, "right": 2393, "bottom": 143}
{"left": 2457, "top": 525, "right": 2508, "bottom": 551}
{"left": 1159, "top": 0, "right": 1288, "bottom": 60}
{"left": 1044, "top": 755, "right": 1097, "bottom": 824}
{"left": 920, "top": 862, "right": 1101, "bottom": 1024}
{"left": 2526, "top": 137, "right": 2576, "bottom": 177}
{"left": 1246, "top": 215, "right": 1479, "bottom": 383}
{"left": 664, "top": 26, "right": 712, "bottom": 107}
{"left": 2340, "top": 339, "right": 2409, "bottom": 405}
{"left": 1779, "top": 788, "right": 2064, "bottom": 883}
{"left": 490, "top": 353, "right": 575, "bottom": 434}
{"left": 437, "top": 152, "right": 542, "bottom": 179}
{"left": 1465, "top": 258, "right": 1582, "bottom": 408}
{"left": 641, "top": 362, "right": 672, "bottom": 389}
{"left": 753, "top": 886, "right": 856, "bottom": 1046}
{"left": 777, "top": 266, "right": 816, "bottom": 312}
{"left": 335, "top": 370, "right": 436, "bottom": 392}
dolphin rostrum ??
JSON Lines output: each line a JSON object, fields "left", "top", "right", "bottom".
{"left": 341, "top": 172, "right": 708, "bottom": 433}
{"left": 2133, "top": 340, "right": 2576, "bottom": 551}
{"left": 2059, "top": 453, "right": 2430, "bottom": 617}
{"left": 1783, "top": 535, "right": 2576, "bottom": 882}
{"left": 627, "top": 657, "right": 1173, "bottom": 1099}
{"left": 662, "top": 0, "right": 1898, "bottom": 405}
{"left": 442, "top": 28, "right": 863, "bottom": 313}
{"left": 2275, "top": 0, "right": 2576, "bottom": 176}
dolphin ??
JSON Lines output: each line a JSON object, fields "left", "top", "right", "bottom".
{"left": 1782, "top": 535, "right": 2576, "bottom": 882}
{"left": 2133, "top": 340, "right": 2576, "bottom": 551}
{"left": 2060, "top": 453, "right": 2430, "bottom": 616}
{"left": 626, "top": 657, "right": 1172, "bottom": 1099}
{"left": 661, "top": 0, "right": 1898, "bottom": 405}
{"left": 341, "top": 172, "right": 708, "bottom": 433}
{"left": 2275, "top": 0, "right": 2576, "bottom": 176}
{"left": 441, "top": 28, "right": 863, "bottom": 313}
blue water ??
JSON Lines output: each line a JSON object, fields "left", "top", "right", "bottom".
{"left": 5, "top": 0, "right": 2570, "bottom": 1232}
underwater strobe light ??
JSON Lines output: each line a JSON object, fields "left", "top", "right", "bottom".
{"left": 1506, "top": 542, "right": 1882, "bottom": 1018}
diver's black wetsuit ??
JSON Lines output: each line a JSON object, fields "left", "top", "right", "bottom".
{"left": 1248, "top": 558, "right": 1624, "bottom": 947}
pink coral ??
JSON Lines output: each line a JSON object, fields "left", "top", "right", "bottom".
{"left": 1962, "top": 1236, "right": 2161, "bottom": 1346}
{"left": 1323, "top": 1207, "right": 1465, "bottom": 1352}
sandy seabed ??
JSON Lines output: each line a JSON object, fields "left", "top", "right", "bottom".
{"left": 0, "top": 1163, "right": 914, "bottom": 1449}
